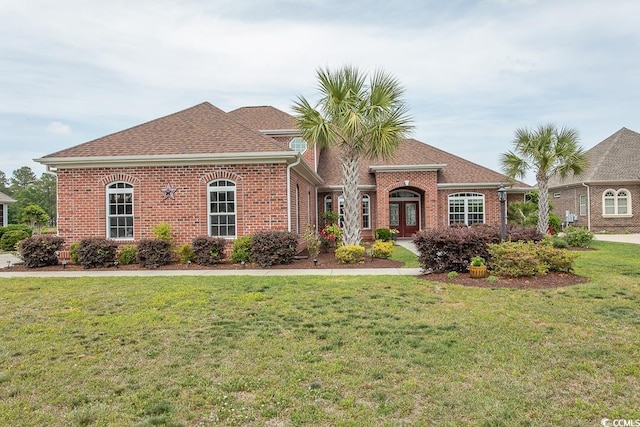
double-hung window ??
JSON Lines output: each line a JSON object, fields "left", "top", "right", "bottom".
{"left": 209, "top": 180, "right": 236, "bottom": 238}
{"left": 362, "top": 194, "right": 371, "bottom": 229}
{"left": 107, "top": 182, "right": 134, "bottom": 239}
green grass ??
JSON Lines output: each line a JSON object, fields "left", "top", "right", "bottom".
{"left": 1, "top": 242, "right": 639, "bottom": 426}
{"left": 390, "top": 244, "right": 419, "bottom": 267}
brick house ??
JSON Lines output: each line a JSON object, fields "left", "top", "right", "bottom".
{"left": 549, "top": 127, "right": 640, "bottom": 233}
{"left": 36, "top": 102, "right": 530, "bottom": 248}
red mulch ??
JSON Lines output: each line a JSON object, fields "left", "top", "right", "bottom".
{"left": 5, "top": 250, "right": 589, "bottom": 289}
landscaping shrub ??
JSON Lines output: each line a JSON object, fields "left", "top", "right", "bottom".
{"left": 535, "top": 243, "right": 578, "bottom": 273}
{"left": 548, "top": 214, "right": 562, "bottom": 234}
{"left": 176, "top": 244, "right": 194, "bottom": 264}
{"left": 1, "top": 229, "right": 31, "bottom": 251}
{"left": 564, "top": 226, "right": 594, "bottom": 248}
{"left": 551, "top": 236, "right": 569, "bottom": 248}
{"left": 192, "top": 236, "right": 226, "bottom": 266}
{"left": 117, "top": 244, "right": 137, "bottom": 265}
{"left": 136, "top": 238, "right": 173, "bottom": 269}
{"left": 0, "top": 224, "right": 33, "bottom": 240}
{"left": 301, "top": 225, "right": 321, "bottom": 261}
{"left": 250, "top": 231, "right": 298, "bottom": 268}
{"left": 487, "top": 241, "right": 547, "bottom": 277}
{"left": 371, "top": 240, "right": 394, "bottom": 259}
{"left": 335, "top": 244, "right": 365, "bottom": 264}
{"left": 152, "top": 222, "right": 173, "bottom": 243}
{"left": 69, "top": 242, "right": 80, "bottom": 264}
{"left": 78, "top": 238, "right": 118, "bottom": 268}
{"left": 506, "top": 225, "right": 543, "bottom": 242}
{"left": 230, "top": 236, "right": 253, "bottom": 264}
{"left": 374, "top": 228, "right": 392, "bottom": 242}
{"left": 413, "top": 226, "right": 499, "bottom": 273}
{"left": 17, "top": 235, "right": 64, "bottom": 268}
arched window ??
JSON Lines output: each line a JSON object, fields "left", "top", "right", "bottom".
{"left": 209, "top": 179, "right": 236, "bottom": 238}
{"left": 362, "top": 194, "right": 371, "bottom": 229}
{"left": 603, "top": 189, "right": 631, "bottom": 216}
{"left": 448, "top": 192, "right": 485, "bottom": 226}
{"left": 323, "top": 195, "right": 332, "bottom": 213}
{"left": 106, "top": 182, "right": 134, "bottom": 239}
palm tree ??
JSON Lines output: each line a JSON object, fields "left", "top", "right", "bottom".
{"left": 293, "top": 66, "right": 413, "bottom": 245}
{"left": 501, "top": 124, "right": 587, "bottom": 234}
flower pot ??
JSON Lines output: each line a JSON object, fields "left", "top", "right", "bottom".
{"left": 469, "top": 265, "right": 487, "bottom": 279}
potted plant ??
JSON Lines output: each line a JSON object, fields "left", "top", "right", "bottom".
{"left": 469, "top": 256, "right": 487, "bottom": 279}
{"left": 390, "top": 228, "right": 399, "bottom": 241}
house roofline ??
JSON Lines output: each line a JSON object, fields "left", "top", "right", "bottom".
{"left": 35, "top": 152, "right": 302, "bottom": 169}
{"left": 437, "top": 183, "right": 531, "bottom": 192}
{"left": 259, "top": 129, "right": 300, "bottom": 136}
{"left": 549, "top": 179, "right": 640, "bottom": 189}
{"left": 370, "top": 164, "right": 447, "bottom": 172}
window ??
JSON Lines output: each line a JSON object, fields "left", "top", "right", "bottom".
{"left": 448, "top": 192, "right": 485, "bottom": 226}
{"left": 209, "top": 179, "right": 236, "bottom": 238}
{"left": 289, "top": 137, "right": 307, "bottom": 154}
{"left": 107, "top": 182, "right": 134, "bottom": 239}
{"left": 362, "top": 194, "right": 371, "bottom": 229}
{"left": 553, "top": 192, "right": 561, "bottom": 198}
{"left": 603, "top": 189, "right": 632, "bottom": 216}
{"left": 338, "top": 195, "right": 344, "bottom": 228}
{"left": 579, "top": 194, "right": 587, "bottom": 216}
{"left": 324, "top": 195, "right": 332, "bottom": 213}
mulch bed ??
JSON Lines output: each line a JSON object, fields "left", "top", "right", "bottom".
{"left": 5, "top": 250, "right": 589, "bottom": 289}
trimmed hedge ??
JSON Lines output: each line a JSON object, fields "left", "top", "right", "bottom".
{"left": 17, "top": 235, "right": 64, "bottom": 268}
{"left": 137, "top": 238, "right": 173, "bottom": 269}
{"left": 0, "top": 224, "right": 33, "bottom": 240}
{"left": 192, "top": 236, "right": 226, "bottom": 266}
{"left": 251, "top": 231, "right": 298, "bottom": 268}
{"left": 1, "top": 229, "right": 31, "bottom": 251}
{"left": 231, "top": 235, "right": 253, "bottom": 264}
{"left": 78, "top": 238, "right": 118, "bottom": 268}
{"left": 564, "top": 226, "right": 594, "bottom": 248}
{"left": 487, "top": 240, "right": 579, "bottom": 277}
{"left": 117, "top": 244, "right": 137, "bottom": 265}
{"left": 371, "top": 240, "right": 394, "bottom": 259}
{"left": 374, "top": 228, "right": 392, "bottom": 242}
{"left": 413, "top": 226, "right": 499, "bottom": 273}
{"left": 335, "top": 244, "right": 365, "bottom": 264}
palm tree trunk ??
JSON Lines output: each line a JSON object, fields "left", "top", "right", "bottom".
{"left": 341, "top": 153, "right": 361, "bottom": 245}
{"left": 537, "top": 174, "right": 550, "bottom": 235}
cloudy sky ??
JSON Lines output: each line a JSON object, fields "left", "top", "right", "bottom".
{"left": 1, "top": 0, "right": 638, "bottom": 184}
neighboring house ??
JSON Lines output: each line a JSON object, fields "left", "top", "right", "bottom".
{"left": 549, "top": 127, "right": 640, "bottom": 233}
{"left": 36, "top": 102, "right": 530, "bottom": 249}
{"left": 0, "top": 191, "right": 16, "bottom": 227}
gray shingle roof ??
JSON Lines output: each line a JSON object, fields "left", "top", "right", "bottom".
{"left": 549, "top": 127, "right": 640, "bottom": 187}
{"left": 40, "top": 102, "right": 287, "bottom": 159}
{"left": 318, "top": 138, "right": 529, "bottom": 187}
{"left": 0, "top": 191, "right": 16, "bottom": 203}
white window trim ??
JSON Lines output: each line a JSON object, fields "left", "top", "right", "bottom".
{"left": 289, "top": 137, "right": 308, "bottom": 154}
{"left": 106, "top": 182, "right": 134, "bottom": 240}
{"left": 448, "top": 192, "right": 485, "bottom": 226}
{"left": 602, "top": 188, "right": 633, "bottom": 218}
{"left": 324, "top": 194, "right": 332, "bottom": 213}
{"left": 208, "top": 179, "right": 237, "bottom": 238}
{"left": 338, "top": 195, "right": 344, "bottom": 228}
{"left": 362, "top": 194, "right": 371, "bottom": 230}
{"left": 579, "top": 194, "right": 587, "bottom": 216}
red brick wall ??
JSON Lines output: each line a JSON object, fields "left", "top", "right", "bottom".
{"left": 374, "top": 171, "right": 439, "bottom": 230}
{"left": 56, "top": 164, "right": 304, "bottom": 248}
{"left": 588, "top": 184, "right": 640, "bottom": 233}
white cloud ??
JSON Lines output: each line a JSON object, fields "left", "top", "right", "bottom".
{"left": 45, "top": 121, "right": 71, "bottom": 135}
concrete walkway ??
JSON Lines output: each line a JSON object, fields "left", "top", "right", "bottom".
{"left": 593, "top": 233, "right": 640, "bottom": 245}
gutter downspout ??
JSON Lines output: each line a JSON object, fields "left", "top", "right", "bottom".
{"left": 287, "top": 155, "right": 302, "bottom": 232}
{"left": 582, "top": 182, "right": 591, "bottom": 231}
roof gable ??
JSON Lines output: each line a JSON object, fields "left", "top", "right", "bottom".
{"left": 318, "top": 138, "right": 527, "bottom": 188}
{"left": 227, "top": 106, "right": 297, "bottom": 132}
{"left": 40, "top": 102, "right": 286, "bottom": 160}
{"left": 549, "top": 127, "right": 640, "bottom": 187}
{"left": 0, "top": 191, "right": 16, "bottom": 203}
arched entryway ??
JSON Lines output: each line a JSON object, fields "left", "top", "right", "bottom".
{"left": 389, "top": 189, "right": 421, "bottom": 238}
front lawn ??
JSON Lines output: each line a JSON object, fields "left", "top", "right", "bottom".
{"left": 0, "top": 241, "right": 638, "bottom": 426}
